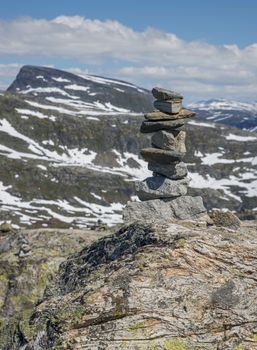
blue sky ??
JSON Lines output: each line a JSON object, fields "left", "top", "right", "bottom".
{"left": 2, "top": 0, "right": 257, "bottom": 47}
{"left": 1, "top": 0, "right": 257, "bottom": 101}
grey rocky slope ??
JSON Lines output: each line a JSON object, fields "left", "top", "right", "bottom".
{"left": 8, "top": 220, "right": 257, "bottom": 350}
{"left": 7, "top": 65, "right": 153, "bottom": 113}
{"left": 0, "top": 66, "right": 257, "bottom": 228}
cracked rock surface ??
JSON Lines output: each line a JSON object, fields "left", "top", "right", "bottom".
{"left": 11, "top": 220, "right": 257, "bottom": 350}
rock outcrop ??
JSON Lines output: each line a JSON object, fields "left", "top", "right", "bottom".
{"left": 10, "top": 220, "right": 257, "bottom": 350}
{"left": 124, "top": 87, "right": 207, "bottom": 223}
{"left": 0, "top": 227, "right": 109, "bottom": 349}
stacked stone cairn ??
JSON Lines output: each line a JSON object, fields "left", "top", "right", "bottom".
{"left": 123, "top": 87, "right": 207, "bottom": 223}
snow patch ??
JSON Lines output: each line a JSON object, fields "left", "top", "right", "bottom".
{"left": 189, "top": 172, "right": 257, "bottom": 199}
{"left": 52, "top": 77, "right": 71, "bottom": 83}
{"left": 225, "top": 133, "right": 257, "bottom": 142}
{"left": 91, "top": 192, "right": 102, "bottom": 200}
{"left": 37, "top": 165, "right": 47, "bottom": 171}
{"left": 201, "top": 153, "right": 234, "bottom": 165}
{"left": 188, "top": 120, "right": 215, "bottom": 128}
{"left": 20, "top": 87, "right": 79, "bottom": 99}
{"left": 16, "top": 108, "right": 56, "bottom": 121}
{"left": 86, "top": 117, "right": 100, "bottom": 121}
{"left": 36, "top": 75, "right": 47, "bottom": 82}
{"left": 65, "top": 84, "right": 90, "bottom": 92}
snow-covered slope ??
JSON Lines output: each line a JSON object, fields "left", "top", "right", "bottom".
{"left": 0, "top": 67, "right": 257, "bottom": 228}
{"left": 189, "top": 99, "right": 257, "bottom": 131}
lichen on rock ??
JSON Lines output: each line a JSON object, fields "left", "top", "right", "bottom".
{"left": 8, "top": 220, "right": 257, "bottom": 350}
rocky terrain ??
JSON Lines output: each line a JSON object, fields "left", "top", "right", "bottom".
{"left": 0, "top": 224, "right": 112, "bottom": 349}
{"left": 2, "top": 219, "right": 257, "bottom": 350}
{"left": 0, "top": 66, "right": 257, "bottom": 228}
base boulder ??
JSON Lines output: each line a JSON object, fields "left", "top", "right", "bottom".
{"left": 123, "top": 196, "right": 207, "bottom": 223}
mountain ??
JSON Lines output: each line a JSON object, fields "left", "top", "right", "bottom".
{"left": 0, "top": 66, "right": 257, "bottom": 229}
{"left": 7, "top": 65, "right": 153, "bottom": 113}
{"left": 189, "top": 99, "right": 257, "bottom": 131}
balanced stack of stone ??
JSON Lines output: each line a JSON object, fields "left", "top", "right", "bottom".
{"left": 123, "top": 87, "right": 207, "bottom": 223}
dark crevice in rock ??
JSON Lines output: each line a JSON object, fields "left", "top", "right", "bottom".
{"left": 48, "top": 223, "right": 161, "bottom": 296}
{"left": 73, "top": 309, "right": 138, "bottom": 329}
{"left": 14, "top": 323, "right": 28, "bottom": 347}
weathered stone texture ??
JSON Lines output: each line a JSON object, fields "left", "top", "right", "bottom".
{"left": 12, "top": 221, "right": 257, "bottom": 350}
{"left": 149, "top": 161, "right": 188, "bottom": 179}
{"left": 135, "top": 176, "right": 188, "bottom": 200}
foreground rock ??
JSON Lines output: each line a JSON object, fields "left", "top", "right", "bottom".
{"left": 11, "top": 220, "right": 257, "bottom": 350}
{"left": 0, "top": 227, "right": 109, "bottom": 349}
{"left": 124, "top": 196, "right": 206, "bottom": 221}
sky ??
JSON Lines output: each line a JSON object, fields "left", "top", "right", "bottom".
{"left": 1, "top": 0, "right": 257, "bottom": 101}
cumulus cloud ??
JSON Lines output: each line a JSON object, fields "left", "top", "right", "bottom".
{"left": 0, "top": 63, "right": 23, "bottom": 76}
{"left": 0, "top": 63, "right": 24, "bottom": 90}
{"left": 1, "top": 16, "right": 257, "bottom": 100}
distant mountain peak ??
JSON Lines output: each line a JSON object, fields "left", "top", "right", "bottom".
{"left": 7, "top": 65, "right": 153, "bottom": 114}
{"left": 188, "top": 98, "right": 257, "bottom": 131}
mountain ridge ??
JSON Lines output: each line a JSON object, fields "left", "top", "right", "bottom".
{"left": 7, "top": 65, "right": 153, "bottom": 114}
{"left": 0, "top": 65, "right": 256, "bottom": 228}
{"left": 189, "top": 98, "right": 257, "bottom": 132}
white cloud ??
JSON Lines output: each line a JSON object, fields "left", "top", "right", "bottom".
{"left": 0, "top": 63, "right": 23, "bottom": 76}
{"left": 0, "top": 64, "right": 24, "bottom": 90}
{"left": 1, "top": 16, "right": 257, "bottom": 100}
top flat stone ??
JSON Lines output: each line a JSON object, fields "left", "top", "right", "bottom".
{"left": 152, "top": 87, "right": 183, "bottom": 101}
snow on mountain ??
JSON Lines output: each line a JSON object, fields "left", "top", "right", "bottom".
{"left": 188, "top": 99, "right": 257, "bottom": 131}
{"left": 189, "top": 99, "right": 257, "bottom": 113}
{"left": 0, "top": 66, "right": 256, "bottom": 228}
{"left": 7, "top": 65, "right": 153, "bottom": 115}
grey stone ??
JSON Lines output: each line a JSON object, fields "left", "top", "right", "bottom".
{"left": 169, "top": 195, "right": 206, "bottom": 220}
{"left": 152, "top": 130, "right": 186, "bottom": 152}
{"left": 123, "top": 195, "right": 206, "bottom": 222}
{"left": 149, "top": 161, "right": 188, "bottom": 179}
{"left": 154, "top": 99, "right": 182, "bottom": 114}
{"left": 141, "top": 147, "right": 184, "bottom": 163}
{"left": 0, "top": 222, "right": 12, "bottom": 233}
{"left": 144, "top": 108, "right": 195, "bottom": 121}
{"left": 140, "top": 119, "right": 185, "bottom": 133}
{"left": 209, "top": 210, "right": 241, "bottom": 230}
{"left": 136, "top": 176, "right": 188, "bottom": 201}
{"left": 152, "top": 87, "right": 183, "bottom": 100}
